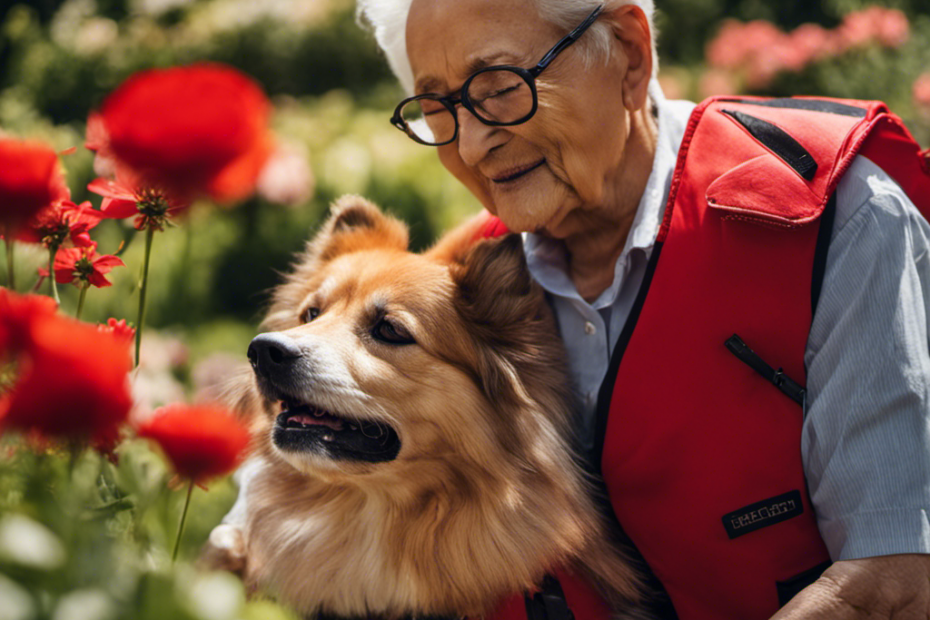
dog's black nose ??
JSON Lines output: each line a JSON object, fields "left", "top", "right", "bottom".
{"left": 248, "top": 333, "right": 303, "bottom": 378}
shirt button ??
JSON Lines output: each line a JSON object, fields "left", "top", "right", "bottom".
{"left": 584, "top": 321, "right": 597, "bottom": 335}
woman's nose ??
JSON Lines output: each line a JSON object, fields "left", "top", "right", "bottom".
{"left": 456, "top": 106, "right": 504, "bottom": 166}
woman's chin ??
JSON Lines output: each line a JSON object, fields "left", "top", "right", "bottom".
{"left": 491, "top": 182, "right": 573, "bottom": 235}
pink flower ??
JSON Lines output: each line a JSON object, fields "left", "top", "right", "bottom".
{"left": 790, "top": 23, "right": 834, "bottom": 63}
{"left": 256, "top": 143, "right": 315, "bottom": 207}
{"left": 698, "top": 69, "right": 738, "bottom": 99}
{"left": 876, "top": 8, "right": 909, "bottom": 48}
{"left": 914, "top": 73, "right": 930, "bottom": 109}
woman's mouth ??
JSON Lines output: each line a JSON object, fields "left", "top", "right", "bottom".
{"left": 491, "top": 159, "right": 546, "bottom": 183}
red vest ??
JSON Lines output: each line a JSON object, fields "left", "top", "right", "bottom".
{"left": 481, "top": 96, "right": 930, "bottom": 620}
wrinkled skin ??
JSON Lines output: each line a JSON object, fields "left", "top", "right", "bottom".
{"left": 772, "top": 554, "right": 930, "bottom": 619}
{"left": 404, "top": 0, "right": 930, "bottom": 617}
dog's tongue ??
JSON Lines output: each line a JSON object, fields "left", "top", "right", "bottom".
{"left": 288, "top": 412, "right": 344, "bottom": 431}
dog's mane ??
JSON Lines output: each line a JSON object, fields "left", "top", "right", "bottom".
{"left": 230, "top": 198, "right": 642, "bottom": 619}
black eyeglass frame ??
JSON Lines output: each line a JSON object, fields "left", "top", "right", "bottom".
{"left": 391, "top": 4, "right": 605, "bottom": 146}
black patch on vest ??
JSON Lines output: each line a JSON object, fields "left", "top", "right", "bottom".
{"left": 810, "top": 193, "right": 837, "bottom": 319}
{"left": 776, "top": 560, "right": 832, "bottom": 607}
{"left": 725, "top": 97, "right": 868, "bottom": 118}
{"left": 722, "top": 490, "right": 805, "bottom": 539}
{"left": 721, "top": 109, "right": 819, "bottom": 181}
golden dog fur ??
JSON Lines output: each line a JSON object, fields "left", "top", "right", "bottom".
{"left": 202, "top": 196, "right": 644, "bottom": 619}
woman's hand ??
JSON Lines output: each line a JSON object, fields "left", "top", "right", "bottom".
{"left": 770, "top": 554, "right": 930, "bottom": 619}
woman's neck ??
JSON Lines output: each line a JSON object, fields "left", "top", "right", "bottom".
{"left": 564, "top": 104, "right": 658, "bottom": 303}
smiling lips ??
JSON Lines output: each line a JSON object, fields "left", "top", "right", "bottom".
{"left": 491, "top": 159, "right": 546, "bottom": 183}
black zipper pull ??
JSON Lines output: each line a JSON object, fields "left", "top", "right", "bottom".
{"left": 725, "top": 334, "right": 806, "bottom": 407}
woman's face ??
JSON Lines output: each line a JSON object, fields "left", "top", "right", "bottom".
{"left": 406, "top": 0, "right": 633, "bottom": 237}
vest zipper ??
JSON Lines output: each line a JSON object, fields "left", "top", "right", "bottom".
{"left": 725, "top": 334, "right": 806, "bottom": 406}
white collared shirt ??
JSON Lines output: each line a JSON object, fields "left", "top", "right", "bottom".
{"left": 523, "top": 82, "right": 930, "bottom": 562}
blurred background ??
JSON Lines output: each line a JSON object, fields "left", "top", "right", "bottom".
{"left": 1, "top": 0, "right": 928, "bottom": 402}
{"left": 0, "top": 1, "right": 928, "bottom": 618}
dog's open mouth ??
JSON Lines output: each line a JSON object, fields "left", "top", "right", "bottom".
{"left": 272, "top": 400, "right": 401, "bottom": 463}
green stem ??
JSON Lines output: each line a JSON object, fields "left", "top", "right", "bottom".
{"left": 48, "top": 245, "right": 61, "bottom": 305}
{"left": 5, "top": 238, "right": 14, "bottom": 291}
{"left": 172, "top": 480, "right": 195, "bottom": 562}
{"left": 134, "top": 227, "right": 156, "bottom": 367}
{"left": 75, "top": 282, "right": 89, "bottom": 320}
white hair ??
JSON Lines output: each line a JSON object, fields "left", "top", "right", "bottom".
{"left": 356, "top": 0, "right": 657, "bottom": 95}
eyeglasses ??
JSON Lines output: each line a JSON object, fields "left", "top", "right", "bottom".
{"left": 391, "top": 4, "right": 604, "bottom": 146}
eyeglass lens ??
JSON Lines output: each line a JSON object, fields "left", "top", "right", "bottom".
{"left": 399, "top": 68, "right": 534, "bottom": 145}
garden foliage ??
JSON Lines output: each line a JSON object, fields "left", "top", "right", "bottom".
{"left": 0, "top": 0, "right": 928, "bottom": 618}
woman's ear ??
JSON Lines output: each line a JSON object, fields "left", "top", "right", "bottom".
{"left": 605, "top": 4, "right": 653, "bottom": 112}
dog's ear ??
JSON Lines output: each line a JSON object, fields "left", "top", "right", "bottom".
{"left": 450, "top": 234, "right": 568, "bottom": 411}
{"left": 312, "top": 195, "right": 409, "bottom": 261}
{"left": 451, "top": 234, "right": 536, "bottom": 325}
{"left": 425, "top": 212, "right": 497, "bottom": 264}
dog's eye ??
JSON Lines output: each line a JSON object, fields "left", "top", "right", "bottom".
{"left": 304, "top": 307, "right": 321, "bottom": 323}
{"left": 372, "top": 318, "right": 414, "bottom": 345}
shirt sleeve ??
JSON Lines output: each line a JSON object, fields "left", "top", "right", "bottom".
{"left": 803, "top": 155, "right": 930, "bottom": 561}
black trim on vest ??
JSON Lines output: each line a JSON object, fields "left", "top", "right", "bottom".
{"left": 721, "top": 109, "right": 819, "bottom": 181}
{"left": 811, "top": 194, "right": 837, "bottom": 319}
{"left": 725, "top": 97, "right": 868, "bottom": 118}
{"left": 593, "top": 241, "right": 664, "bottom": 470}
{"left": 524, "top": 575, "right": 575, "bottom": 620}
{"left": 589, "top": 241, "right": 679, "bottom": 620}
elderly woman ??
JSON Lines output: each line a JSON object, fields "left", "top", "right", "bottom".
{"left": 354, "top": 0, "right": 930, "bottom": 618}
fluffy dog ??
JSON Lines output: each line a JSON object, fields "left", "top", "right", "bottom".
{"left": 202, "top": 196, "right": 645, "bottom": 619}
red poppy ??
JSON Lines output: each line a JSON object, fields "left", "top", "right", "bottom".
{"left": 0, "top": 311, "right": 133, "bottom": 441}
{"left": 18, "top": 200, "right": 101, "bottom": 248}
{"left": 41, "top": 243, "right": 124, "bottom": 288}
{"left": 0, "top": 139, "right": 70, "bottom": 236}
{"left": 135, "top": 403, "right": 251, "bottom": 483}
{"left": 94, "top": 63, "right": 274, "bottom": 204}
{"left": 0, "top": 289, "right": 58, "bottom": 355}
{"left": 87, "top": 177, "right": 188, "bottom": 231}
{"left": 98, "top": 318, "right": 135, "bottom": 344}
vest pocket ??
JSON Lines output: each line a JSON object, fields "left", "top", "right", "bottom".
{"left": 776, "top": 560, "right": 832, "bottom": 606}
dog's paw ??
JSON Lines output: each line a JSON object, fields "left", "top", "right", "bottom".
{"left": 198, "top": 524, "right": 248, "bottom": 576}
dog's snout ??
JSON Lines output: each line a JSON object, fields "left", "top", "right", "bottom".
{"left": 248, "top": 333, "right": 304, "bottom": 378}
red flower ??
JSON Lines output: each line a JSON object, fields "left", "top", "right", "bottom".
{"left": 41, "top": 243, "right": 124, "bottom": 288}
{"left": 87, "top": 177, "right": 188, "bottom": 231}
{"left": 136, "top": 403, "right": 251, "bottom": 483}
{"left": 0, "top": 289, "right": 58, "bottom": 355}
{"left": 0, "top": 311, "right": 133, "bottom": 441}
{"left": 0, "top": 139, "right": 70, "bottom": 236}
{"left": 18, "top": 200, "right": 102, "bottom": 248}
{"left": 94, "top": 63, "right": 274, "bottom": 204}
{"left": 98, "top": 318, "right": 135, "bottom": 344}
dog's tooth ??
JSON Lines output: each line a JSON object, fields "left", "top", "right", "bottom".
{"left": 349, "top": 424, "right": 358, "bottom": 431}
{"left": 322, "top": 433, "right": 334, "bottom": 442}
